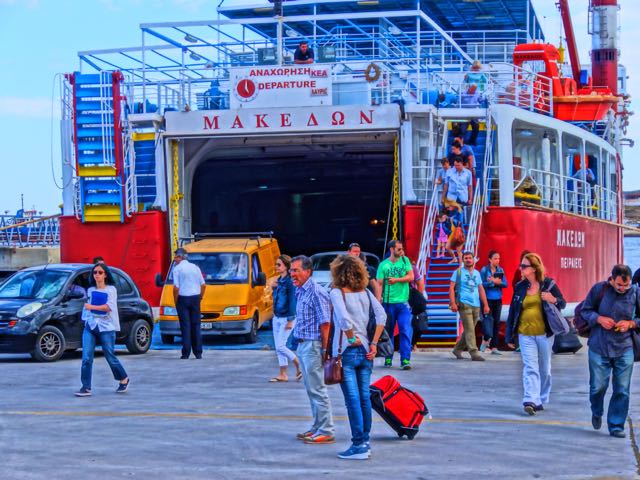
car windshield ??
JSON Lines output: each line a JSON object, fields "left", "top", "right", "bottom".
{"left": 312, "top": 254, "right": 339, "bottom": 271}
{"left": 167, "top": 253, "right": 249, "bottom": 284}
{"left": 312, "top": 253, "right": 380, "bottom": 271}
{"left": 0, "top": 270, "right": 70, "bottom": 300}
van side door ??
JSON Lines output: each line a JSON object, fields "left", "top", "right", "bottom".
{"left": 250, "top": 253, "right": 267, "bottom": 325}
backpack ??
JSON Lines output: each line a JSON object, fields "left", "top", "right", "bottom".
{"left": 453, "top": 268, "right": 462, "bottom": 305}
{"left": 574, "top": 282, "right": 608, "bottom": 337}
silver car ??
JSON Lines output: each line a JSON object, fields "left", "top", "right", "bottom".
{"left": 310, "top": 251, "right": 381, "bottom": 289}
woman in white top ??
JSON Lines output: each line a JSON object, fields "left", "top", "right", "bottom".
{"left": 329, "top": 255, "right": 386, "bottom": 460}
{"left": 75, "top": 263, "right": 129, "bottom": 397}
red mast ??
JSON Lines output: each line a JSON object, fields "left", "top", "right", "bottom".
{"left": 590, "top": 0, "right": 619, "bottom": 95}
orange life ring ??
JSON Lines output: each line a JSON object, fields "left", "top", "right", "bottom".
{"left": 364, "top": 63, "right": 381, "bottom": 83}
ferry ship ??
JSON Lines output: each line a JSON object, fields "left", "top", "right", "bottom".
{"left": 57, "top": 0, "right": 631, "bottom": 347}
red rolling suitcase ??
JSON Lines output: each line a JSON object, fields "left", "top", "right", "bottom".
{"left": 369, "top": 375, "right": 429, "bottom": 440}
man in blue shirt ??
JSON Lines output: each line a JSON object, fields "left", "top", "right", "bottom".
{"left": 443, "top": 156, "right": 473, "bottom": 206}
{"left": 449, "top": 251, "right": 490, "bottom": 361}
{"left": 581, "top": 264, "right": 640, "bottom": 438}
{"left": 452, "top": 135, "right": 475, "bottom": 174}
{"left": 290, "top": 255, "right": 335, "bottom": 444}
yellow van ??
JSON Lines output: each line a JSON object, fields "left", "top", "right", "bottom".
{"left": 157, "top": 235, "right": 280, "bottom": 343}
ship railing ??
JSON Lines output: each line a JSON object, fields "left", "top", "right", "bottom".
{"left": 427, "top": 65, "right": 553, "bottom": 116}
{"left": 0, "top": 215, "right": 61, "bottom": 247}
{"left": 497, "top": 166, "right": 617, "bottom": 221}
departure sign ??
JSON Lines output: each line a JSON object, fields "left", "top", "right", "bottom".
{"left": 230, "top": 66, "right": 332, "bottom": 109}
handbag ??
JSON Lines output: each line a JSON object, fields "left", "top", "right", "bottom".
{"left": 365, "top": 290, "right": 393, "bottom": 358}
{"left": 323, "top": 328, "right": 343, "bottom": 385}
{"left": 543, "top": 280, "right": 570, "bottom": 336}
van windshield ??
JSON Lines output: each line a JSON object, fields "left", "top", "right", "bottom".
{"left": 167, "top": 253, "right": 249, "bottom": 284}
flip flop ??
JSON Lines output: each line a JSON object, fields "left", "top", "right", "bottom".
{"left": 269, "top": 377, "right": 288, "bottom": 383}
{"left": 296, "top": 371, "right": 303, "bottom": 381}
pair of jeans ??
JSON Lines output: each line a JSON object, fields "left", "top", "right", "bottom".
{"left": 297, "top": 340, "right": 334, "bottom": 436}
{"left": 453, "top": 302, "right": 480, "bottom": 354}
{"left": 340, "top": 345, "right": 374, "bottom": 445}
{"left": 482, "top": 299, "right": 502, "bottom": 348}
{"left": 272, "top": 316, "right": 296, "bottom": 367}
{"left": 176, "top": 295, "right": 202, "bottom": 358}
{"left": 589, "top": 349, "right": 634, "bottom": 434}
{"left": 382, "top": 302, "right": 413, "bottom": 362}
{"left": 519, "top": 334, "right": 553, "bottom": 406}
{"left": 81, "top": 325, "right": 128, "bottom": 390}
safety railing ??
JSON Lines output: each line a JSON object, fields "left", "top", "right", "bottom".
{"left": 488, "top": 165, "right": 618, "bottom": 222}
{"left": 0, "top": 215, "right": 61, "bottom": 247}
{"left": 426, "top": 64, "right": 553, "bottom": 116}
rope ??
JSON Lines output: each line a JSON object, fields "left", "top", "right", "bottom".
{"left": 170, "top": 140, "right": 183, "bottom": 255}
{"left": 391, "top": 136, "right": 400, "bottom": 240}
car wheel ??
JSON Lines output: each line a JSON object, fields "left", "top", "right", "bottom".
{"left": 243, "top": 314, "right": 259, "bottom": 344}
{"left": 161, "top": 334, "right": 175, "bottom": 344}
{"left": 126, "top": 319, "right": 152, "bottom": 354}
{"left": 31, "top": 325, "right": 66, "bottom": 362}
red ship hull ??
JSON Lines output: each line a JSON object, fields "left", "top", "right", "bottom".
{"left": 404, "top": 205, "right": 623, "bottom": 305}
{"left": 60, "top": 211, "right": 170, "bottom": 306}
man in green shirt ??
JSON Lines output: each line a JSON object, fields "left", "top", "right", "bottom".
{"left": 376, "top": 240, "right": 414, "bottom": 369}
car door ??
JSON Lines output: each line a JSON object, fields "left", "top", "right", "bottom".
{"left": 250, "top": 253, "right": 267, "bottom": 324}
{"left": 112, "top": 272, "right": 137, "bottom": 341}
{"left": 53, "top": 271, "right": 89, "bottom": 348}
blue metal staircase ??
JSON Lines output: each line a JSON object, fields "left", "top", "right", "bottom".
{"left": 417, "top": 121, "right": 489, "bottom": 347}
{"left": 131, "top": 132, "right": 157, "bottom": 207}
{"left": 71, "top": 71, "right": 128, "bottom": 222}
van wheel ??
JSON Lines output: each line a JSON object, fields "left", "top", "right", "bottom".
{"left": 126, "top": 320, "right": 152, "bottom": 354}
{"left": 161, "top": 334, "right": 175, "bottom": 344}
{"left": 31, "top": 325, "right": 66, "bottom": 362}
{"left": 243, "top": 314, "right": 259, "bottom": 344}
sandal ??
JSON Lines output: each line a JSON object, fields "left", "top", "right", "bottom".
{"left": 269, "top": 377, "right": 288, "bottom": 383}
{"left": 296, "top": 371, "right": 303, "bottom": 381}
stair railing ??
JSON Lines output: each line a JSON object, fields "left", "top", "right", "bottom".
{"left": 99, "top": 71, "right": 115, "bottom": 167}
{"left": 122, "top": 124, "right": 137, "bottom": 217}
{"left": 416, "top": 185, "right": 441, "bottom": 279}
{"left": 416, "top": 115, "right": 447, "bottom": 279}
{"left": 464, "top": 110, "right": 494, "bottom": 257}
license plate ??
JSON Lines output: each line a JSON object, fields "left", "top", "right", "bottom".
{"left": 201, "top": 323, "right": 213, "bottom": 330}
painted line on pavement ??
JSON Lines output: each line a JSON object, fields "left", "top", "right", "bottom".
{"left": 0, "top": 410, "right": 591, "bottom": 427}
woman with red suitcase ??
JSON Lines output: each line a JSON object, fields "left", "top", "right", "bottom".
{"left": 329, "top": 255, "right": 386, "bottom": 460}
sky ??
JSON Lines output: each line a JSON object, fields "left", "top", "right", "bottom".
{"left": 0, "top": 0, "right": 638, "bottom": 214}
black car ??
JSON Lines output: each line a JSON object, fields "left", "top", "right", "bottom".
{"left": 0, "top": 264, "right": 154, "bottom": 362}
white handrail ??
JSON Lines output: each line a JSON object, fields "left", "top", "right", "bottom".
{"left": 416, "top": 185, "right": 441, "bottom": 278}
{"left": 464, "top": 110, "right": 493, "bottom": 256}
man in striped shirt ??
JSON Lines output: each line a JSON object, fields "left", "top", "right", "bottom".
{"left": 290, "top": 255, "right": 335, "bottom": 444}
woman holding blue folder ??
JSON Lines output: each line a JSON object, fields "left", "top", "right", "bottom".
{"left": 75, "top": 263, "right": 130, "bottom": 397}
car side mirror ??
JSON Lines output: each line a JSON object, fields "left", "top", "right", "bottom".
{"left": 254, "top": 272, "right": 267, "bottom": 287}
{"left": 66, "top": 290, "right": 85, "bottom": 300}
{"left": 155, "top": 273, "right": 165, "bottom": 287}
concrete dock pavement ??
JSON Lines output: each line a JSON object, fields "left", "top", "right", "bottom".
{"left": 1, "top": 348, "right": 639, "bottom": 479}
